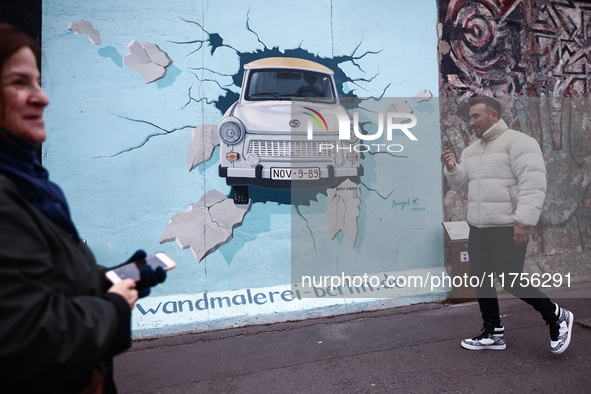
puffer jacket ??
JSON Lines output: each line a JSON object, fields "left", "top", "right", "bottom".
{"left": 444, "top": 119, "right": 546, "bottom": 228}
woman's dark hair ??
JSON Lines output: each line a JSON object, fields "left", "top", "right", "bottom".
{"left": 0, "top": 23, "right": 41, "bottom": 118}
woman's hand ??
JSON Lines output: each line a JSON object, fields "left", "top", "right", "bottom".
{"left": 108, "top": 279, "right": 138, "bottom": 310}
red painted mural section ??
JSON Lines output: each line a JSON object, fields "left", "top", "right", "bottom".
{"left": 439, "top": 0, "right": 591, "bottom": 254}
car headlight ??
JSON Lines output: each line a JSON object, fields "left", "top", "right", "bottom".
{"left": 219, "top": 120, "right": 245, "bottom": 145}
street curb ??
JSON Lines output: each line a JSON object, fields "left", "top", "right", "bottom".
{"left": 127, "top": 300, "right": 456, "bottom": 351}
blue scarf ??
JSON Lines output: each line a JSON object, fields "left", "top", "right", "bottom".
{"left": 0, "top": 128, "right": 80, "bottom": 241}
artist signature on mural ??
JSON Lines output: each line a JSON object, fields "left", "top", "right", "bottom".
{"left": 391, "top": 197, "right": 424, "bottom": 211}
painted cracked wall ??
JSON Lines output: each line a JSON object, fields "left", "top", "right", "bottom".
{"left": 439, "top": 0, "right": 591, "bottom": 255}
{"left": 42, "top": 0, "right": 440, "bottom": 336}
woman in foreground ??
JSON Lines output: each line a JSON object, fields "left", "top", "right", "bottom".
{"left": 0, "top": 23, "right": 163, "bottom": 393}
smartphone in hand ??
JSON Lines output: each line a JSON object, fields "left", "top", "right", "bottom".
{"left": 105, "top": 252, "right": 176, "bottom": 283}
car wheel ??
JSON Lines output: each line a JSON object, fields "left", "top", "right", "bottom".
{"left": 233, "top": 186, "right": 249, "bottom": 205}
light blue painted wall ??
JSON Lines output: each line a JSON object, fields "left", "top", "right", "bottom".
{"left": 42, "top": 0, "right": 442, "bottom": 336}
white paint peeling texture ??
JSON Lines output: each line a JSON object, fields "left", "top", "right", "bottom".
{"left": 389, "top": 99, "right": 413, "bottom": 114}
{"left": 388, "top": 99, "right": 413, "bottom": 126}
{"left": 326, "top": 179, "right": 361, "bottom": 248}
{"left": 67, "top": 20, "right": 102, "bottom": 45}
{"left": 188, "top": 125, "right": 220, "bottom": 171}
{"left": 124, "top": 40, "right": 173, "bottom": 83}
{"left": 412, "top": 89, "right": 433, "bottom": 102}
{"left": 160, "top": 190, "right": 251, "bottom": 262}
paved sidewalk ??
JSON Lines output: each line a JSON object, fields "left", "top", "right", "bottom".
{"left": 115, "top": 285, "right": 591, "bottom": 393}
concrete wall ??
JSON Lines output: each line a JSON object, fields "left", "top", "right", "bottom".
{"left": 439, "top": 0, "right": 591, "bottom": 255}
{"left": 42, "top": 0, "right": 443, "bottom": 337}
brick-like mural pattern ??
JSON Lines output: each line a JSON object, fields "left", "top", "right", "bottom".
{"left": 439, "top": 0, "right": 591, "bottom": 254}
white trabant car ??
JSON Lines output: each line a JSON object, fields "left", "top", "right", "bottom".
{"left": 218, "top": 57, "right": 363, "bottom": 204}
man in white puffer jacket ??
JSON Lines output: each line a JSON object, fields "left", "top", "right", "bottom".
{"left": 441, "top": 97, "right": 573, "bottom": 354}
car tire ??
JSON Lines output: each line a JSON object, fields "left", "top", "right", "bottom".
{"left": 233, "top": 186, "right": 249, "bottom": 205}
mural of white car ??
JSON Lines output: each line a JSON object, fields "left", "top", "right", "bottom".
{"left": 218, "top": 57, "right": 363, "bottom": 204}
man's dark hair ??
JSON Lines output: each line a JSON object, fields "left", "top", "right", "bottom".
{"left": 468, "top": 97, "right": 501, "bottom": 116}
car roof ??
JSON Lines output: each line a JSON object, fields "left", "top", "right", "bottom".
{"left": 244, "top": 57, "right": 334, "bottom": 74}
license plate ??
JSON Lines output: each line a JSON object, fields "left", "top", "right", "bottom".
{"left": 271, "top": 167, "right": 320, "bottom": 180}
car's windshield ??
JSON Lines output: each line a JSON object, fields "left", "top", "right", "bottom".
{"left": 245, "top": 69, "right": 335, "bottom": 102}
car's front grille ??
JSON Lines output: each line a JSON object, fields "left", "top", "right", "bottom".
{"left": 248, "top": 140, "right": 334, "bottom": 158}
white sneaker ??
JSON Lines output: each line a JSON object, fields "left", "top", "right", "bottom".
{"left": 548, "top": 304, "right": 573, "bottom": 355}
{"left": 461, "top": 326, "right": 506, "bottom": 350}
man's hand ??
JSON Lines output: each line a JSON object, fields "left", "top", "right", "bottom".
{"left": 514, "top": 224, "right": 530, "bottom": 247}
{"left": 441, "top": 148, "right": 456, "bottom": 171}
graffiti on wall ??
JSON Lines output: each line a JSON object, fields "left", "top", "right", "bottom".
{"left": 439, "top": 0, "right": 591, "bottom": 253}
{"left": 46, "top": 0, "right": 442, "bottom": 333}
{"left": 440, "top": 0, "right": 591, "bottom": 97}
{"left": 67, "top": 12, "right": 436, "bottom": 265}
{"left": 161, "top": 17, "right": 434, "bottom": 263}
